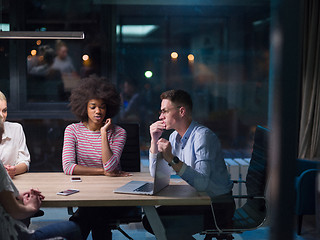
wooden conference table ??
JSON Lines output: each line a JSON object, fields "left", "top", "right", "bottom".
{"left": 13, "top": 172, "right": 211, "bottom": 240}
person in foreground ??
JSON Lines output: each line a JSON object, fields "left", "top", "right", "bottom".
{"left": 0, "top": 116, "right": 81, "bottom": 240}
{"left": 143, "top": 89, "right": 235, "bottom": 240}
{"left": 0, "top": 91, "right": 30, "bottom": 178}
{"left": 62, "top": 77, "right": 133, "bottom": 239}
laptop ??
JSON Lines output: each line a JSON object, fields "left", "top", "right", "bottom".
{"left": 114, "top": 158, "right": 171, "bottom": 195}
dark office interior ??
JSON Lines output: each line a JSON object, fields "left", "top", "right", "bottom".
{"left": 0, "top": 0, "right": 319, "bottom": 239}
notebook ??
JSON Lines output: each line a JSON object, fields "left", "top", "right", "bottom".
{"left": 113, "top": 158, "right": 171, "bottom": 195}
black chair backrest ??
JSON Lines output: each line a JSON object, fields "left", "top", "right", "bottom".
{"left": 233, "top": 125, "right": 270, "bottom": 229}
{"left": 118, "top": 123, "right": 141, "bottom": 172}
{"left": 246, "top": 125, "right": 270, "bottom": 198}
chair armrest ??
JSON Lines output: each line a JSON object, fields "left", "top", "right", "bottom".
{"left": 233, "top": 195, "right": 265, "bottom": 199}
{"left": 232, "top": 180, "right": 246, "bottom": 184}
{"left": 296, "top": 159, "right": 320, "bottom": 176}
{"left": 296, "top": 168, "right": 320, "bottom": 192}
{"left": 295, "top": 168, "right": 320, "bottom": 214}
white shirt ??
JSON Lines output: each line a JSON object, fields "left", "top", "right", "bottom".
{"left": 0, "top": 161, "right": 31, "bottom": 239}
{"left": 52, "top": 56, "right": 75, "bottom": 74}
{"left": 0, "top": 122, "right": 30, "bottom": 169}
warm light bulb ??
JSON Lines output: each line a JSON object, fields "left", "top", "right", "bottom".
{"left": 171, "top": 52, "right": 178, "bottom": 59}
{"left": 31, "top": 49, "right": 37, "bottom": 56}
{"left": 188, "top": 54, "right": 194, "bottom": 62}
{"left": 82, "top": 54, "right": 89, "bottom": 61}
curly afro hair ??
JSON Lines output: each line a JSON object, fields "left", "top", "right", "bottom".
{"left": 69, "top": 77, "right": 121, "bottom": 122}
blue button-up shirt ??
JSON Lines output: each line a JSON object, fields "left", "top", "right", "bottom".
{"left": 149, "top": 121, "right": 233, "bottom": 198}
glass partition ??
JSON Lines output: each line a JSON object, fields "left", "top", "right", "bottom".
{"left": 0, "top": 40, "right": 10, "bottom": 100}
{"left": 26, "top": 39, "right": 81, "bottom": 102}
{"left": 1, "top": 0, "right": 270, "bottom": 157}
{"left": 0, "top": 1, "right": 10, "bottom": 100}
{"left": 115, "top": 3, "right": 270, "bottom": 151}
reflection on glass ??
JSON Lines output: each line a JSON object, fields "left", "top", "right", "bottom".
{"left": 116, "top": 25, "right": 159, "bottom": 38}
{"left": 188, "top": 54, "right": 194, "bottom": 62}
{"left": 1, "top": 1, "right": 270, "bottom": 156}
{"left": 26, "top": 40, "right": 81, "bottom": 102}
{"left": 144, "top": 71, "right": 153, "bottom": 79}
{"left": 115, "top": 4, "right": 270, "bottom": 153}
{"left": 0, "top": 41, "right": 10, "bottom": 101}
{"left": 82, "top": 54, "right": 89, "bottom": 61}
{"left": 171, "top": 52, "right": 178, "bottom": 59}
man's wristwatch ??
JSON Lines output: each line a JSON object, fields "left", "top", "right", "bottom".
{"left": 168, "top": 156, "right": 180, "bottom": 167}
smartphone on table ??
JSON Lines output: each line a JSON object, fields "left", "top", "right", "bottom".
{"left": 57, "top": 189, "right": 79, "bottom": 196}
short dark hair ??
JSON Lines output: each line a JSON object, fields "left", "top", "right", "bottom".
{"left": 43, "top": 48, "right": 55, "bottom": 65}
{"left": 69, "top": 77, "right": 121, "bottom": 122}
{"left": 160, "top": 89, "right": 193, "bottom": 112}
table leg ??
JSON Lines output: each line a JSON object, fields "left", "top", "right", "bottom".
{"left": 143, "top": 206, "right": 167, "bottom": 240}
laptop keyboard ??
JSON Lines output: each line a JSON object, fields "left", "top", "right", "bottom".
{"left": 134, "top": 183, "right": 154, "bottom": 192}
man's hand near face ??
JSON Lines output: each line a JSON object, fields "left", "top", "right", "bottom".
{"left": 149, "top": 120, "right": 166, "bottom": 154}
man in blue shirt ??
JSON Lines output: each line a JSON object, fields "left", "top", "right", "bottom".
{"left": 144, "top": 89, "right": 235, "bottom": 239}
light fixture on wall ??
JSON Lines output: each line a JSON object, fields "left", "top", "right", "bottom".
{"left": 0, "top": 31, "right": 85, "bottom": 39}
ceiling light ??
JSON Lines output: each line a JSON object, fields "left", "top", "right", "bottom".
{"left": 116, "top": 25, "right": 158, "bottom": 37}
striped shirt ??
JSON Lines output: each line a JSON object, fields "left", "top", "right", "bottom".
{"left": 62, "top": 122, "right": 126, "bottom": 175}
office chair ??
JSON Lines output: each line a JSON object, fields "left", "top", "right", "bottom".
{"left": 118, "top": 123, "right": 141, "bottom": 172}
{"left": 110, "top": 123, "right": 142, "bottom": 239}
{"left": 295, "top": 158, "right": 320, "bottom": 235}
{"left": 21, "top": 209, "right": 45, "bottom": 228}
{"left": 68, "top": 123, "right": 142, "bottom": 240}
{"left": 202, "top": 125, "right": 270, "bottom": 240}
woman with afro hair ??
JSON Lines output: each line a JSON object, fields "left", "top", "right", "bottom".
{"left": 62, "top": 77, "right": 130, "bottom": 176}
{"left": 62, "top": 77, "right": 134, "bottom": 239}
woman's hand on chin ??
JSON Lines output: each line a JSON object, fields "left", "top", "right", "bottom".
{"left": 100, "top": 118, "right": 112, "bottom": 134}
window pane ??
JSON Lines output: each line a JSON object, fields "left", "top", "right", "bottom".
{"left": 5, "top": 1, "right": 270, "bottom": 158}
{"left": 26, "top": 40, "right": 81, "bottom": 102}
{"left": 24, "top": 0, "right": 103, "bottom": 103}
{"left": 115, "top": 4, "right": 270, "bottom": 153}
{"left": 0, "top": 0, "right": 10, "bottom": 100}
{"left": 0, "top": 41, "right": 10, "bottom": 100}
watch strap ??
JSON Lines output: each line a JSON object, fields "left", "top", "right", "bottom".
{"left": 168, "top": 156, "right": 180, "bottom": 166}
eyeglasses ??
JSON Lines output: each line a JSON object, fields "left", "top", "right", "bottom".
{"left": 159, "top": 106, "right": 181, "bottom": 115}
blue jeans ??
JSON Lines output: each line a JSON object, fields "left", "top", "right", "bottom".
{"left": 18, "top": 221, "right": 82, "bottom": 240}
